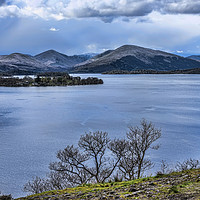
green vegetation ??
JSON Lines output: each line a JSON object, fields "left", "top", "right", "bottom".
{"left": 16, "top": 168, "right": 200, "bottom": 199}
{"left": 0, "top": 73, "right": 103, "bottom": 87}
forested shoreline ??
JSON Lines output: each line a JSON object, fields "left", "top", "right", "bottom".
{"left": 102, "top": 68, "right": 200, "bottom": 74}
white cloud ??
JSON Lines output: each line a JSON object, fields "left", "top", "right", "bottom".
{"left": 0, "top": 5, "right": 20, "bottom": 18}
{"left": 1, "top": 13, "right": 200, "bottom": 56}
{"left": 86, "top": 44, "right": 97, "bottom": 52}
{"left": 177, "top": 50, "right": 183, "bottom": 53}
{"left": 49, "top": 27, "right": 59, "bottom": 31}
{"left": 0, "top": 0, "right": 200, "bottom": 21}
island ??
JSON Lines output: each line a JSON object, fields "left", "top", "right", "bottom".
{"left": 0, "top": 72, "right": 103, "bottom": 87}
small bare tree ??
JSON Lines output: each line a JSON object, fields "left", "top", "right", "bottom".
{"left": 156, "top": 160, "right": 170, "bottom": 175}
{"left": 127, "top": 119, "right": 161, "bottom": 179}
{"left": 23, "top": 176, "right": 47, "bottom": 194}
{"left": 23, "top": 171, "right": 73, "bottom": 194}
{"left": 175, "top": 158, "right": 200, "bottom": 171}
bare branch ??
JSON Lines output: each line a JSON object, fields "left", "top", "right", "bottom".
{"left": 127, "top": 119, "right": 161, "bottom": 179}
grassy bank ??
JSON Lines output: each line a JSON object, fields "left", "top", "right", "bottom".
{"left": 16, "top": 168, "right": 200, "bottom": 200}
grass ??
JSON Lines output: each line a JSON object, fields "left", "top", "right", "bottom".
{"left": 16, "top": 168, "right": 200, "bottom": 200}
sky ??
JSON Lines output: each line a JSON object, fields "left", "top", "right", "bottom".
{"left": 0, "top": 0, "right": 200, "bottom": 56}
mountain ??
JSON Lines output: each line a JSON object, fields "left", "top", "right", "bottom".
{"left": 0, "top": 53, "right": 49, "bottom": 74}
{"left": 0, "top": 50, "right": 95, "bottom": 74}
{"left": 72, "top": 45, "right": 200, "bottom": 73}
{"left": 79, "top": 53, "right": 98, "bottom": 59}
{"left": 187, "top": 55, "right": 200, "bottom": 62}
{"left": 34, "top": 50, "right": 91, "bottom": 70}
{"left": 1, "top": 47, "right": 200, "bottom": 75}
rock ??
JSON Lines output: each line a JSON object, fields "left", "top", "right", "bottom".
{"left": 129, "top": 185, "right": 137, "bottom": 192}
{"left": 124, "top": 193, "right": 134, "bottom": 198}
{"left": 149, "top": 182, "right": 155, "bottom": 186}
{"left": 63, "top": 193, "right": 71, "bottom": 197}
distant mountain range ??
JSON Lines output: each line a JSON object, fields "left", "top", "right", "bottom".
{"left": 0, "top": 45, "right": 200, "bottom": 74}
{"left": 0, "top": 50, "right": 95, "bottom": 74}
{"left": 72, "top": 45, "right": 200, "bottom": 73}
{"left": 0, "top": 53, "right": 49, "bottom": 74}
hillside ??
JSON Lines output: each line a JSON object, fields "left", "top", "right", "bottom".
{"left": 34, "top": 50, "right": 90, "bottom": 71}
{"left": 187, "top": 55, "right": 200, "bottom": 62}
{"left": 0, "top": 53, "right": 50, "bottom": 74}
{"left": 0, "top": 51, "right": 94, "bottom": 75}
{"left": 72, "top": 45, "right": 200, "bottom": 73}
{"left": 16, "top": 169, "right": 200, "bottom": 200}
{"left": 1, "top": 47, "right": 200, "bottom": 75}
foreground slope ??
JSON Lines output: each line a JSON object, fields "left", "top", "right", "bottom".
{"left": 72, "top": 45, "right": 200, "bottom": 73}
{"left": 17, "top": 169, "right": 200, "bottom": 200}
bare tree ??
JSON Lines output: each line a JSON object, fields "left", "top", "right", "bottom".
{"left": 45, "top": 172, "right": 70, "bottom": 190}
{"left": 78, "top": 131, "right": 111, "bottom": 183}
{"left": 23, "top": 176, "right": 47, "bottom": 194}
{"left": 24, "top": 121, "right": 162, "bottom": 194}
{"left": 51, "top": 131, "right": 124, "bottom": 184}
{"left": 49, "top": 145, "right": 91, "bottom": 185}
{"left": 111, "top": 139, "right": 138, "bottom": 180}
{"left": 156, "top": 160, "right": 170, "bottom": 175}
{"left": 109, "top": 138, "right": 129, "bottom": 180}
{"left": 23, "top": 172, "right": 71, "bottom": 194}
{"left": 175, "top": 158, "right": 200, "bottom": 171}
{"left": 127, "top": 119, "right": 161, "bottom": 179}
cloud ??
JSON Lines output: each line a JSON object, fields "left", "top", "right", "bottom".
{"left": 0, "top": 5, "right": 21, "bottom": 18}
{"left": 0, "top": 0, "right": 199, "bottom": 21}
{"left": 136, "top": 16, "right": 153, "bottom": 23}
{"left": 86, "top": 44, "right": 98, "bottom": 52}
{"left": 162, "top": 0, "right": 200, "bottom": 14}
{"left": 0, "top": 0, "right": 6, "bottom": 6}
{"left": 49, "top": 27, "right": 59, "bottom": 31}
{"left": 1, "top": 13, "right": 200, "bottom": 56}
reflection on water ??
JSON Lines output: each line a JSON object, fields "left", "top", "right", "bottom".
{"left": 0, "top": 74, "right": 200, "bottom": 197}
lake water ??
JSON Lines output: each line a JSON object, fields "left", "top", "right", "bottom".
{"left": 0, "top": 74, "right": 200, "bottom": 197}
